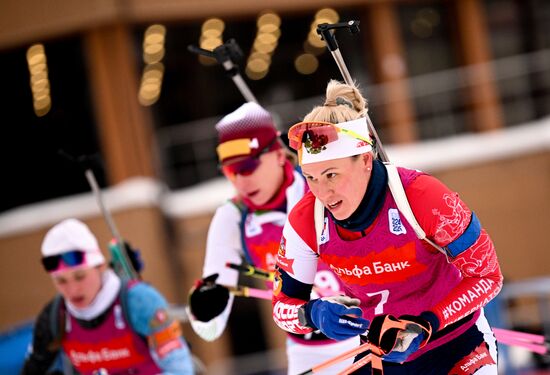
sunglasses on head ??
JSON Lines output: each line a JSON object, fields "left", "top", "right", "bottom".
{"left": 41, "top": 250, "right": 86, "bottom": 272}
{"left": 220, "top": 138, "right": 278, "bottom": 179}
{"left": 288, "top": 121, "right": 372, "bottom": 153}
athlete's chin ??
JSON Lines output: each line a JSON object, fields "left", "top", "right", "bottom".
{"left": 328, "top": 206, "right": 352, "bottom": 220}
{"left": 249, "top": 194, "right": 268, "bottom": 206}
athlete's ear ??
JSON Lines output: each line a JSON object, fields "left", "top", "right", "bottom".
{"left": 360, "top": 152, "right": 373, "bottom": 167}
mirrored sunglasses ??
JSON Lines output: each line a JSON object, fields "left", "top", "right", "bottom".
{"left": 288, "top": 121, "right": 372, "bottom": 154}
{"left": 41, "top": 250, "right": 86, "bottom": 272}
{"left": 220, "top": 138, "right": 278, "bottom": 179}
{"left": 221, "top": 157, "right": 262, "bottom": 179}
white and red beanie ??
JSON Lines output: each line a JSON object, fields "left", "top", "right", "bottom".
{"left": 41, "top": 218, "right": 105, "bottom": 272}
{"left": 292, "top": 117, "right": 373, "bottom": 165}
{"left": 215, "top": 102, "right": 281, "bottom": 164}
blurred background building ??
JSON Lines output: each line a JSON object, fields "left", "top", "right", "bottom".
{"left": 0, "top": 0, "right": 549, "bottom": 374}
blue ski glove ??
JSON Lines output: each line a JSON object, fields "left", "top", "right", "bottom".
{"left": 381, "top": 324, "right": 425, "bottom": 363}
{"left": 367, "top": 312, "right": 437, "bottom": 363}
{"left": 302, "top": 296, "right": 369, "bottom": 341}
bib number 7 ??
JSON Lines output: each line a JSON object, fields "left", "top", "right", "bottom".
{"left": 366, "top": 289, "right": 390, "bottom": 315}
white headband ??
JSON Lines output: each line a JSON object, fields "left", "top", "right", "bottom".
{"left": 299, "top": 117, "right": 373, "bottom": 165}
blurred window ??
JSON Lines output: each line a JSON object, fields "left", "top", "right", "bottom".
{"left": 0, "top": 36, "right": 103, "bottom": 213}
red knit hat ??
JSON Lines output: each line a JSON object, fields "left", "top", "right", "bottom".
{"left": 216, "top": 102, "right": 281, "bottom": 164}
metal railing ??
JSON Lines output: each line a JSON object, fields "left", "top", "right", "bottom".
{"left": 156, "top": 49, "right": 550, "bottom": 189}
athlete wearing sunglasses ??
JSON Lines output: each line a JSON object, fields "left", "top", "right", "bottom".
{"left": 22, "top": 219, "right": 194, "bottom": 375}
{"left": 272, "top": 80, "right": 502, "bottom": 374}
{"left": 219, "top": 137, "right": 279, "bottom": 180}
{"left": 41, "top": 250, "right": 86, "bottom": 272}
{"left": 187, "top": 102, "right": 359, "bottom": 374}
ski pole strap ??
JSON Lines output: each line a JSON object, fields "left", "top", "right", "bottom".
{"left": 367, "top": 315, "right": 410, "bottom": 354}
{"left": 384, "top": 163, "right": 448, "bottom": 257}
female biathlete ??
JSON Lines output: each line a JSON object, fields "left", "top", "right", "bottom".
{"left": 271, "top": 81, "right": 503, "bottom": 374}
{"left": 187, "top": 102, "right": 359, "bottom": 374}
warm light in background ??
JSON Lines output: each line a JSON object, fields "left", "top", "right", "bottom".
{"left": 139, "top": 24, "right": 167, "bottom": 106}
{"left": 294, "top": 53, "right": 319, "bottom": 75}
{"left": 315, "top": 8, "right": 339, "bottom": 24}
{"left": 199, "top": 18, "right": 225, "bottom": 66}
{"left": 26, "top": 43, "right": 51, "bottom": 117}
{"left": 297, "top": 8, "right": 339, "bottom": 74}
{"left": 246, "top": 11, "right": 281, "bottom": 80}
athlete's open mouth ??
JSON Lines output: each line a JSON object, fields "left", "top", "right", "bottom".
{"left": 246, "top": 190, "right": 259, "bottom": 198}
{"left": 327, "top": 200, "right": 342, "bottom": 209}
{"left": 71, "top": 296, "right": 85, "bottom": 305}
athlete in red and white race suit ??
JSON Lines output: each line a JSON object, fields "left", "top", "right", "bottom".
{"left": 187, "top": 102, "right": 359, "bottom": 374}
{"left": 272, "top": 81, "right": 503, "bottom": 374}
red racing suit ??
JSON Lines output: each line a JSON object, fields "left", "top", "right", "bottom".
{"left": 272, "top": 166, "right": 503, "bottom": 358}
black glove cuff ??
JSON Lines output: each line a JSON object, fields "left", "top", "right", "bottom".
{"left": 419, "top": 311, "right": 440, "bottom": 332}
{"left": 189, "top": 279, "right": 230, "bottom": 322}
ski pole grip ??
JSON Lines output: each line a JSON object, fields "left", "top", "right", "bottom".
{"left": 187, "top": 44, "right": 215, "bottom": 59}
{"left": 317, "top": 23, "right": 339, "bottom": 51}
{"left": 317, "top": 21, "right": 361, "bottom": 52}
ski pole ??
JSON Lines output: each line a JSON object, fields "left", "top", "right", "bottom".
{"left": 297, "top": 341, "right": 382, "bottom": 375}
{"left": 338, "top": 349, "right": 384, "bottom": 375}
{"left": 226, "top": 262, "right": 274, "bottom": 281}
{"left": 84, "top": 168, "right": 139, "bottom": 281}
{"left": 188, "top": 39, "right": 258, "bottom": 103}
{"left": 300, "top": 316, "right": 411, "bottom": 375}
{"left": 316, "top": 21, "right": 389, "bottom": 163}
{"left": 166, "top": 284, "right": 273, "bottom": 323}
{"left": 493, "top": 328, "right": 549, "bottom": 355}
{"left": 225, "top": 263, "right": 339, "bottom": 298}
{"left": 495, "top": 334, "right": 548, "bottom": 355}
{"left": 493, "top": 327, "right": 547, "bottom": 344}
{"left": 58, "top": 151, "right": 139, "bottom": 281}
{"left": 167, "top": 284, "right": 273, "bottom": 323}
{"left": 228, "top": 285, "right": 273, "bottom": 300}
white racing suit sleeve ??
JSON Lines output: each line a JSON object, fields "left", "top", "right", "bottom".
{"left": 189, "top": 202, "right": 243, "bottom": 341}
{"left": 203, "top": 203, "right": 242, "bottom": 286}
